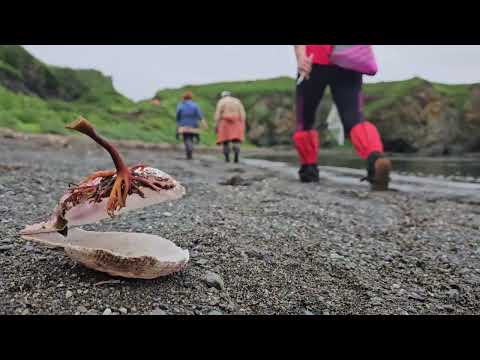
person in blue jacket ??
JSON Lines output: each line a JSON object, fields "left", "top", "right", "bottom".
{"left": 176, "top": 91, "right": 205, "bottom": 160}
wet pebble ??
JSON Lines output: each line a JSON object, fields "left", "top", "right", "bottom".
{"left": 408, "top": 292, "right": 425, "bottom": 302}
{"left": 447, "top": 289, "right": 460, "bottom": 301}
{"left": 196, "top": 258, "right": 208, "bottom": 266}
{"left": 0, "top": 245, "right": 14, "bottom": 252}
{"left": 103, "top": 308, "right": 112, "bottom": 316}
{"left": 150, "top": 309, "right": 167, "bottom": 315}
{"left": 207, "top": 310, "right": 223, "bottom": 316}
{"left": 203, "top": 271, "right": 225, "bottom": 291}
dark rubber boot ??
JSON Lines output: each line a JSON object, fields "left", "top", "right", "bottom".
{"left": 311, "top": 164, "right": 320, "bottom": 182}
{"left": 362, "top": 152, "right": 392, "bottom": 191}
{"left": 299, "top": 164, "right": 319, "bottom": 183}
{"left": 299, "top": 165, "right": 308, "bottom": 182}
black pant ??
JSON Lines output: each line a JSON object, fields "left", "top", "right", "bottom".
{"left": 223, "top": 140, "right": 240, "bottom": 161}
{"left": 223, "top": 140, "right": 240, "bottom": 153}
{"left": 183, "top": 133, "right": 195, "bottom": 158}
{"left": 296, "top": 64, "right": 364, "bottom": 135}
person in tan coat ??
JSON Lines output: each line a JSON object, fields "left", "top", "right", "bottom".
{"left": 214, "top": 91, "right": 246, "bottom": 163}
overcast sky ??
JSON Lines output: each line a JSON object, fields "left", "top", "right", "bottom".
{"left": 23, "top": 45, "right": 480, "bottom": 101}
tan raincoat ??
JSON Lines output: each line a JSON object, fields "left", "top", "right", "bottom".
{"left": 214, "top": 96, "right": 246, "bottom": 144}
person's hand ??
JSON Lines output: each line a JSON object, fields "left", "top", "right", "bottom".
{"left": 297, "top": 53, "right": 314, "bottom": 81}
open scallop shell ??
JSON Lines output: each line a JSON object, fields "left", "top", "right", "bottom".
{"left": 21, "top": 228, "right": 189, "bottom": 279}
{"left": 20, "top": 167, "right": 189, "bottom": 279}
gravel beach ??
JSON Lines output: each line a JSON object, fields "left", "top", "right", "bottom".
{"left": 1, "top": 135, "right": 480, "bottom": 315}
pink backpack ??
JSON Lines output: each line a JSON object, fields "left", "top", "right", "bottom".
{"left": 329, "top": 45, "right": 378, "bottom": 76}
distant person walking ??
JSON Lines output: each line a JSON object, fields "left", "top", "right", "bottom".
{"left": 176, "top": 91, "right": 206, "bottom": 160}
{"left": 214, "top": 91, "right": 246, "bottom": 163}
{"left": 293, "top": 45, "right": 392, "bottom": 189}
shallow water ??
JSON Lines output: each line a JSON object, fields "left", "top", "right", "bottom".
{"left": 251, "top": 152, "right": 480, "bottom": 182}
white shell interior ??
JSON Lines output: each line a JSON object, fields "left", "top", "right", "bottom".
{"left": 21, "top": 228, "right": 190, "bottom": 264}
{"left": 19, "top": 167, "right": 190, "bottom": 278}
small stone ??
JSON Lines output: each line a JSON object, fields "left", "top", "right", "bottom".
{"left": 203, "top": 271, "right": 225, "bottom": 291}
{"left": 240, "top": 251, "right": 248, "bottom": 261}
{"left": 65, "top": 290, "right": 73, "bottom": 299}
{"left": 150, "top": 309, "right": 167, "bottom": 315}
{"left": 0, "top": 245, "right": 14, "bottom": 252}
{"left": 23, "top": 245, "right": 35, "bottom": 252}
{"left": 392, "top": 284, "right": 401, "bottom": 289}
{"left": 442, "top": 305, "right": 455, "bottom": 312}
{"left": 119, "top": 307, "right": 128, "bottom": 314}
{"left": 154, "top": 303, "right": 168, "bottom": 310}
{"left": 303, "top": 310, "right": 315, "bottom": 315}
{"left": 371, "top": 297, "right": 383, "bottom": 306}
{"left": 208, "top": 298, "right": 219, "bottom": 306}
{"left": 447, "top": 289, "right": 460, "bottom": 300}
{"left": 408, "top": 292, "right": 425, "bottom": 302}
{"left": 77, "top": 306, "right": 88, "bottom": 313}
{"left": 330, "top": 252, "right": 344, "bottom": 261}
{"left": 86, "top": 309, "right": 98, "bottom": 315}
{"left": 196, "top": 258, "right": 208, "bottom": 266}
{"left": 207, "top": 310, "right": 223, "bottom": 316}
{"left": 103, "top": 308, "right": 112, "bottom": 315}
{"left": 163, "top": 212, "right": 173, "bottom": 217}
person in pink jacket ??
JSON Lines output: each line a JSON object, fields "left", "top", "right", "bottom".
{"left": 293, "top": 45, "right": 392, "bottom": 190}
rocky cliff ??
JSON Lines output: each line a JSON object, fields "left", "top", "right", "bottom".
{"left": 365, "top": 78, "right": 480, "bottom": 154}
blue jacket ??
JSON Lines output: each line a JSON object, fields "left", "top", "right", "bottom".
{"left": 176, "top": 100, "right": 203, "bottom": 128}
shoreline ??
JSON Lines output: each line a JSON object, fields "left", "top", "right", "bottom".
{"left": 2, "top": 127, "right": 480, "bottom": 160}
